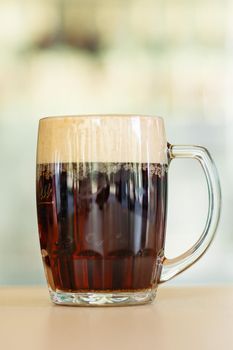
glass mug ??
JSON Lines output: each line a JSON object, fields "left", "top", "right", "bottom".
{"left": 36, "top": 115, "right": 221, "bottom": 306}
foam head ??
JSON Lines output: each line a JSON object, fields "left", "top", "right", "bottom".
{"left": 37, "top": 115, "right": 167, "bottom": 164}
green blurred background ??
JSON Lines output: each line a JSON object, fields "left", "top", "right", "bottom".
{"left": 0, "top": 0, "right": 231, "bottom": 285}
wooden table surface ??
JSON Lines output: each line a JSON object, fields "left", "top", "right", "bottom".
{"left": 0, "top": 286, "right": 232, "bottom": 350}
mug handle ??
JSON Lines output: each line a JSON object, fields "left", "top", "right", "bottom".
{"left": 159, "top": 144, "right": 221, "bottom": 283}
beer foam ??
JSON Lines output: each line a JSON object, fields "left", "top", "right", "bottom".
{"left": 37, "top": 115, "right": 168, "bottom": 164}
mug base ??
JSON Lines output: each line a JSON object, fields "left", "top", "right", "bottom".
{"left": 49, "top": 288, "right": 157, "bottom": 306}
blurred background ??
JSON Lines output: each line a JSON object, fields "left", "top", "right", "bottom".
{"left": 0, "top": 0, "right": 232, "bottom": 286}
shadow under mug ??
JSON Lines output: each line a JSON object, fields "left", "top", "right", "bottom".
{"left": 36, "top": 115, "right": 221, "bottom": 306}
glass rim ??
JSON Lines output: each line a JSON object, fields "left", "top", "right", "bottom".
{"left": 39, "top": 114, "right": 164, "bottom": 122}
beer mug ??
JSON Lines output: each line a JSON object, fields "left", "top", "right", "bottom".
{"left": 36, "top": 115, "right": 221, "bottom": 306}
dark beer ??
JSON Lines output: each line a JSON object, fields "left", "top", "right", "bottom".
{"left": 36, "top": 162, "right": 167, "bottom": 292}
